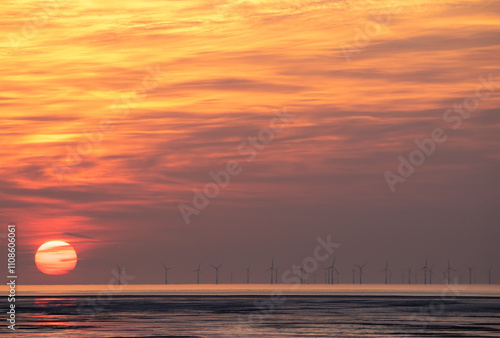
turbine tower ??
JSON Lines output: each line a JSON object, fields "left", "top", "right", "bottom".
{"left": 488, "top": 267, "right": 493, "bottom": 285}
{"left": 420, "top": 258, "right": 429, "bottom": 285}
{"left": 355, "top": 263, "right": 366, "bottom": 284}
{"left": 407, "top": 267, "right": 412, "bottom": 285}
{"left": 466, "top": 266, "right": 474, "bottom": 285}
{"left": 161, "top": 263, "right": 172, "bottom": 285}
{"left": 116, "top": 264, "right": 123, "bottom": 285}
{"left": 428, "top": 264, "right": 434, "bottom": 285}
{"left": 246, "top": 265, "right": 250, "bottom": 284}
{"left": 328, "top": 258, "right": 339, "bottom": 284}
{"left": 445, "top": 259, "right": 457, "bottom": 284}
{"left": 211, "top": 263, "right": 223, "bottom": 284}
{"left": 299, "top": 264, "right": 305, "bottom": 284}
{"left": 381, "top": 260, "right": 390, "bottom": 284}
{"left": 193, "top": 263, "right": 201, "bottom": 284}
{"left": 266, "top": 258, "right": 275, "bottom": 284}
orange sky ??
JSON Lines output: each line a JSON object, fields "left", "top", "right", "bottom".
{"left": 1, "top": 0, "right": 499, "bottom": 284}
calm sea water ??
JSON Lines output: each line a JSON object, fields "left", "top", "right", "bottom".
{"left": 5, "top": 296, "right": 500, "bottom": 337}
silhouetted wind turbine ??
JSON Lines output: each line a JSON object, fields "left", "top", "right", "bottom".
{"left": 300, "top": 264, "right": 306, "bottom": 284}
{"left": 466, "top": 265, "right": 474, "bottom": 284}
{"left": 211, "top": 263, "right": 223, "bottom": 284}
{"left": 445, "top": 259, "right": 457, "bottom": 284}
{"left": 161, "top": 263, "right": 172, "bottom": 285}
{"left": 329, "top": 258, "right": 339, "bottom": 284}
{"left": 407, "top": 267, "right": 412, "bottom": 285}
{"left": 381, "top": 260, "right": 390, "bottom": 284}
{"left": 420, "top": 258, "right": 429, "bottom": 285}
{"left": 193, "top": 263, "right": 201, "bottom": 284}
{"left": 355, "top": 263, "right": 366, "bottom": 284}
{"left": 428, "top": 264, "right": 434, "bottom": 285}
{"left": 266, "top": 258, "right": 275, "bottom": 284}
{"left": 116, "top": 264, "right": 123, "bottom": 285}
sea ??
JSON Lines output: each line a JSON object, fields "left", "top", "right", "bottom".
{"left": 5, "top": 295, "right": 500, "bottom": 337}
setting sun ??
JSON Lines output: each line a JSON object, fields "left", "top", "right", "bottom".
{"left": 35, "top": 241, "right": 78, "bottom": 275}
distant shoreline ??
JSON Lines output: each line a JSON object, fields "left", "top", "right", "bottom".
{"left": 2, "top": 284, "right": 500, "bottom": 297}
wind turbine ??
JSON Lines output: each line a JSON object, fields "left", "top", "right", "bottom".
{"left": 428, "top": 265, "right": 434, "bottom": 285}
{"left": 445, "top": 259, "right": 457, "bottom": 284}
{"left": 161, "top": 263, "right": 172, "bottom": 285}
{"left": 407, "top": 267, "right": 412, "bottom": 285}
{"left": 328, "top": 259, "right": 334, "bottom": 284}
{"left": 329, "top": 258, "right": 339, "bottom": 284}
{"left": 300, "top": 264, "right": 306, "bottom": 284}
{"left": 193, "top": 263, "right": 201, "bottom": 284}
{"left": 420, "top": 258, "right": 429, "bottom": 285}
{"left": 466, "top": 266, "right": 474, "bottom": 285}
{"left": 211, "top": 263, "right": 223, "bottom": 284}
{"left": 381, "top": 260, "right": 390, "bottom": 284}
{"left": 355, "top": 263, "right": 366, "bottom": 284}
{"left": 266, "top": 258, "right": 275, "bottom": 284}
{"left": 116, "top": 264, "right": 123, "bottom": 285}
